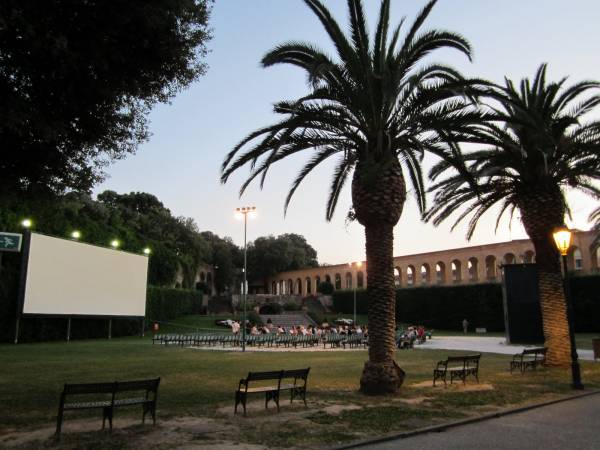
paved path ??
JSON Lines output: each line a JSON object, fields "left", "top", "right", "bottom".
{"left": 415, "top": 336, "right": 595, "bottom": 361}
{"left": 364, "top": 393, "right": 600, "bottom": 450}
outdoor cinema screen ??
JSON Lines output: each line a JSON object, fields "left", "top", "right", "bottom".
{"left": 22, "top": 233, "right": 148, "bottom": 317}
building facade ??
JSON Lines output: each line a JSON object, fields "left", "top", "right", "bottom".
{"left": 262, "top": 230, "right": 599, "bottom": 295}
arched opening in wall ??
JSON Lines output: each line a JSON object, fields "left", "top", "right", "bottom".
{"left": 406, "top": 265, "right": 415, "bottom": 286}
{"left": 451, "top": 260, "right": 461, "bottom": 282}
{"left": 421, "top": 263, "right": 431, "bottom": 284}
{"left": 287, "top": 279, "right": 293, "bottom": 294}
{"left": 503, "top": 253, "right": 516, "bottom": 265}
{"left": 435, "top": 262, "right": 446, "bottom": 284}
{"left": 306, "top": 277, "right": 312, "bottom": 294}
{"left": 345, "top": 272, "right": 352, "bottom": 289}
{"left": 357, "top": 271, "right": 364, "bottom": 288}
{"left": 591, "top": 246, "right": 600, "bottom": 271}
{"left": 335, "top": 273, "right": 342, "bottom": 290}
{"left": 568, "top": 247, "right": 583, "bottom": 271}
{"left": 296, "top": 278, "right": 302, "bottom": 294}
{"left": 485, "top": 255, "right": 497, "bottom": 280}
{"left": 315, "top": 276, "right": 321, "bottom": 292}
{"left": 259, "top": 303, "right": 283, "bottom": 314}
{"left": 325, "top": 274, "right": 331, "bottom": 285}
{"left": 468, "top": 257, "right": 479, "bottom": 281}
{"left": 271, "top": 281, "right": 277, "bottom": 294}
{"left": 199, "top": 272, "right": 206, "bottom": 282}
{"left": 394, "top": 267, "right": 401, "bottom": 287}
{"left": 523, "top": 250, "right": 535, "bottom": 263}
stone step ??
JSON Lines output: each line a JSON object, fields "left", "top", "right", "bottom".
{"left": 259, "top": 313, "right": 316, "bottom": 329}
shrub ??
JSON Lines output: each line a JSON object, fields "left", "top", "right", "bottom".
{"left": 247, "top": 310, "right": 263, "bottom": 326}
{"left": 282, "top": 301, "right": 301, "bottom": 311}
{"left": 260, "top": 303, "right": 283, "bottom": 314}
{"left": 307, "top": 310, "right": 324, "bottom": 326}
{"left": 317, "top": 280, "right": 334, "bottom": 295}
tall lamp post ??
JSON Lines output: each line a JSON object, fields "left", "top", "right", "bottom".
{"left": 553, "top": 227, "right": 584, "bottom": 390}
{"left": 235, "top": 206, "right": 257, "bottom": 352}
{"left": 348, "top": 261, "right": 363, "bottom": 326}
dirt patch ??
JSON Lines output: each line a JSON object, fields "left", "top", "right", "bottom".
{"left": 393, "top": 396, "right": 430, "bottom": 405}
{"left": 410, "top": 380, "right": 495, "bottom": 391}
{"left": 321, "top": 404, "right": 362, "bottom": 415}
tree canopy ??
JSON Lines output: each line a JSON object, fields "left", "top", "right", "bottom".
{"left": 247, "top": 233, "right": 318, "bottom": 282}
{"left": 0, "top": 0, "right": 212, "bottom": 195}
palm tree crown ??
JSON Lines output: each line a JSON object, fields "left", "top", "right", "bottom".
{"left": 427, "top": 64, "right": 600, "bottom": 239}
{"left": 222, "top": 0, "right": 476, "bottom": 220}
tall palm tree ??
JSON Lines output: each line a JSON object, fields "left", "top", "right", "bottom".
{"left": 221, "top": 0, "right": 478, "bottom": 394}
{"left": 425, "top": 64, "right": 600, "bottom": 366}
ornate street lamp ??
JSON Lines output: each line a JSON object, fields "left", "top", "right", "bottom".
{"left": 235, "top": 206, "right": 257, "bottom": 352}
{"left": 552, "top": 226, "right": 584, "bottom": 390}
{"left": 70, "top": 230, "right": 81, "bottom": 240}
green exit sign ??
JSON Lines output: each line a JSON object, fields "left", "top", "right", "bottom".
{"left": 0, "top": 232, "right": 23, "bottom": 252}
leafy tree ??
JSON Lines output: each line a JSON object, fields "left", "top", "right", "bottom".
{"left": 247, "top": 233, "right": 318, "bottom": 283}
{"left": 0, "top": 0, "right": 212, "bottom": 195}
{"left": 201, "top": 232, "right": 243, "bottom": 294}
{"left": 221, "top": 0, "right": 477, "bottom": 393}
{"left": 426, "top": 64, "right": 600, "bottom": 366}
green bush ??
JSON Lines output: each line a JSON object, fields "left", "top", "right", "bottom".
{"left": 307, "top": 310, "right": 324, "bottom": 326}
{"left": 247, "top": 310, "right": 263, "bottom": 326}
{"left": 332, "top": 276, "right": 600, "bottom": 332}
{"left": 317, "top": 280, "right": 334, "bottom": 295}
{"left": 282, "top": 301, "right": 301, "bottom": 311}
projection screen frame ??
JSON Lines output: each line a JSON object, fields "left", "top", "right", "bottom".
{"left": 17, "top": 231, "right": 148, "bottom": 319}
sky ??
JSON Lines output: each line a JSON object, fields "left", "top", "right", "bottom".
{"left": 95, "top": 0, "right": 600, "bottom": 265}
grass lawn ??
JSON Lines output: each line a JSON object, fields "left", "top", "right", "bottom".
{"left": 1, "top": 335, "right": 599, "bottom": 449}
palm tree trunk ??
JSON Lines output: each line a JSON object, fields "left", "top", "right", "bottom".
{"left": 352, "top": 157, "right": 406, "bottom": 394}
{"left": 360, "top": 222, "right": 405, "bottom": 393}
{"left": 520, "top": 191, "right": 572, "bottom": 366}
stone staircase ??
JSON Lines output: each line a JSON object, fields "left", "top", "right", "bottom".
{"left": 259, "top": 312, "right": 316, "bottom": 328}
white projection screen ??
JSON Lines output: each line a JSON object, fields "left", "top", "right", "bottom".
{"left": 22, "top": 233, "right": 148, "bottom": 317}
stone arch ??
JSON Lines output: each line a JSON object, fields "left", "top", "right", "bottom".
{"left": 271, "top": 281, "right": 277, "bottom": 294}
{"left": 315, "top": 276, "right": 321, "bottom": 291}
{"left": 394, "top": 267, "right": 401, "bottom": 287}
{"left": 334, "top": 273, "right": 342, "bottom": 290}
{"left": 503, "top": 253, "right": 516, "bottom": 264}
{"left": 591, "top": 245, "right": 600, "bottom": 271}
{"left": 325, "top": 274, "right": 331, "bottom": 284}
{"left": 305, "top": 277, "right": 312, "bottom": 294}
{"left": 568, "top": 246, "right": 583, "bottom": 271}
{"left": 435, "top": 262, "right": 446, "bottom": 284}
{"left": 357, "top": 271, "right": 364, "bottom": 288}
{"left": 420, "top": 263, "right": 431, "bottom": 284}
{"left": 468, "top": 257, "right": 479, "bottom": 281}
{"left": 451, "top": 259, "right": 462, "bottom": 282}
{"left": 485, "top": 255, "right": 497, "bottom": 280}
{"left": 287, "top": 279, "right": 293, "bottom": 294}
{"left": 296, "top": 278, "right": 302, "bottom": 294}
{"left": 523, "top": 250, "right": 535, "bottom": 263}
{"left": 406, "top": 265, "right": 415, "bottom": 286}
{"left": 345, "top": 272, "right": 353, "bottom": 289}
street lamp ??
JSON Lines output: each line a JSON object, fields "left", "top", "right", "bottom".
{"left": 552, "top": 226, "right": 584, "bottom": 390}
{"left": 235, "top": 206, "right": 257, "bottom": 352}
{"left": 349, "top": 261, "right": 363, "bottom": 326}
{"left": 70, "top": 230, "right": 81, "bottom": 240}
{"left": 110, "top": 239, "right": 120, "bottom": 249}
{"left": 21, "top": 218, "right": 32, "bottom": 229}
{"left": 143, "top": 247, "right": 152, "bottom": 255}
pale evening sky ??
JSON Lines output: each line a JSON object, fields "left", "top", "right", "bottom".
{"left": 95, "top": 0, "right": 600, "bottom": 265}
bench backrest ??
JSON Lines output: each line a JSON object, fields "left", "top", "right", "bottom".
{"left": 523, "top": 347, "right": 547, "bottom": 355}
{"left": 446, "top": 354, "right": 481, "bottom": 367}
{"left": 115, "top": 378, "right": 160, "bottom": 393}
{"left": 282, "top": 368, "right": 310, "bottom": 380}
{"left": 246, "top": 370, "right": 283, "bottom": 382}
{"left": 63, "top": 382, "right": 115, "bottom": 395}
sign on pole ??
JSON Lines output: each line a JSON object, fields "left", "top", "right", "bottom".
{"left": 0, "top": 232, "right": 23, "bottom": 252}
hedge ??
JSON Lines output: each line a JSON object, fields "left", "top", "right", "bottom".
{"left": 0, "top": 282, "right": 203, "bottom": 343}
{"left": 332, "top": 275, "right": 600, "bottom": 332}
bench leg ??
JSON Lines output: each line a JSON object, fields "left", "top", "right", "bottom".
{"left": 55, "top": 409, "right": 64, "bottom": 437}
{"left": 103, "top": 406, "right": 113, "bottom": 432}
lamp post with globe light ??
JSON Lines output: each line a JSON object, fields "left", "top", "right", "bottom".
{"left": 553, "top": 227, "right": 584, "bottom": 390}
{"left": 235, "top": 206, "right": 257, "bottom": 352}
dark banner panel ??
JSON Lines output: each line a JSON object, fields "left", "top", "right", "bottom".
{"left": 502, "top": 264, "right": 544, "bottom": 344}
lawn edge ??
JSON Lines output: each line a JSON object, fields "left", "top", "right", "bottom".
{"left": 329, "top": 388, "right": 600, "bottom": 450}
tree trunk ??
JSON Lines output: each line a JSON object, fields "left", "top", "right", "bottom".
{"left": 519, "top": 189, "right": 572, "bottom": 367}
{"left": 352, "top": 157, "right": 406, "bottom": 394}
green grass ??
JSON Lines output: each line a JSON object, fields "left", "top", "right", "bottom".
{"left": 1, "top": 335, "right": 599, "bottom": 448}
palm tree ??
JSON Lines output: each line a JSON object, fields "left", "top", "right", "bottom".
{"left": 426, "top": 64, "right": 600, "bottom": 366}
{"left": 221, "top": 0, "right": 479, "bottom": 393}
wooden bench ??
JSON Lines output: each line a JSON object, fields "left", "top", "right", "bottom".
{"left": 234, "top": 368, "right": 310, "bottom": 415}
{"left": 56, "top": 378, "right": 160, "bottom": 437}
{"left": 433, "top": 354, "right": 481, "bottom": 387}
{"left": 510, "top": 347, "right": 547, "bottom": 373}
